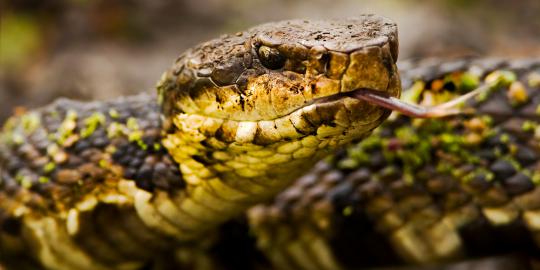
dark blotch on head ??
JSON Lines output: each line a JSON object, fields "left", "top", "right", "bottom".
{"left": 211, "top": 57, "right": 246, "bottom": 86}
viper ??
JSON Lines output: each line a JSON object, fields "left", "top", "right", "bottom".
{"left": 0, "top": 15, "right": 539, "bottom": 269}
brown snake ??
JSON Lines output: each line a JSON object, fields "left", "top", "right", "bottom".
{"left": 1, "top": 15, "right": 539, "bottom": 270}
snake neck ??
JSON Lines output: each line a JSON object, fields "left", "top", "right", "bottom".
{"left": 156, "top": 106, "right": 388, "bottom": 241}
{"left": 158, "top": 114, "right": 337, "bottom": 238}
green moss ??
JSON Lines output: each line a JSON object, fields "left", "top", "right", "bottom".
{"left": 38, "top": 176, "right": 50, "bottom": 184}
{"left": 15, "top": 173, "right": 33, "bottom": 189}
{"left": 499, "top": 133, "right": 510, "bottom": 143}
{"left": 81, "top": 112, "right": 106, "bottom": 138}
{"left": 107, "top": 122, "right": 124, "bottom": 138}
{"left": 128, "top": 130, "right": 143, "bottom": 142}
{"left": 402, "top": 81, "right": 425, "bottom": 104}
{"left": 43, "top": 162, "right": 56, "bottom": 173}
{"left": 505, "top": 156, "right": 522, "bottom": 171}
{"left": 46, "top": 144, "right": 59, "bottom": 158}
{"left": 2, "top": 117, "right": 17, "bottom": 133}
{"left": 459, "top": 72, "right": 480, "bottom": 91}
{"left": 481, "top": 115, "right": 494, "bottom": 127}
{"left": 56, "top": 110, "right": 78, "bottom": 145}
{"left": 522, "top": 121, "right": 537, "bottom": 132}
{"left": 49, "top": 111, "right": 60, "bottom": 119}
{"left": 403, "top": 173, "right": 414, "bottom": 185}
{"left": 336, "top": 68, "right": 532, "bottom": 189}
{"left": 528, "top": 72, "right": 540, "bottom": 88}
{"left": 342, "top": 206, "right": 354, "bottom": 216}
{"left": 395, "top": 126, "right": 417, "bottom": 143}
{"left": 476, "top": 71, "right": 517, "bottom": 103}
{"left": 108, "top": 109, "right": 120, "bottom": 119}
{"left": 532, "top": 172, "right": 540, "bottom": 185}
{"left": 126, "top": 118, "right": 148, "bottom": 149}
{"left": 398, "top": 147, "right": 425, "bottom": 169}
{"left": 485, "top": 70, "right": 517, "bottom": 87}
{"left": 462, "top": 168, "right": 494, "bottom": 183}
{"left": 337, "top": 158, "right": 359, "bottom": 170}
{"left": 382, "top": 126, "right": 431, "bottom": 173}
{"left": 12, "top": 133, "right": 25, "bottom": 145}
{"left": 345, "top": 133, "right": 384, "bottom": 167}
{"left": 21, "top": 113, "right": 41, "bottom": 134}
{"left": 475, "top": 89, "right": 490, "bottom": 103}
{"left": 127, "top": 117, "right": 139, "bottom": 130}
{"left": 137, "top": 139, "right": 148, "bottom": 151}
{"left": 99, "top": 159, "right": 109, "bottom": 169}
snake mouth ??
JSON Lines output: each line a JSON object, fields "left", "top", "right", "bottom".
{"left": 296, "top": 87, "right": 394, "bottom": 114}
{"left": 312, "top": 88, "right": 390, "bottom": 105}
{"left": 271, "top": 86, "right": 398, "bottom": 130}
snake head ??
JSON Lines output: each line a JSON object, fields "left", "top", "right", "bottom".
{"left": 157, "top": 15, "right": 400, "bottom": 198}
{"left": 159, "top": 15, "right": 399, "bottom": 138}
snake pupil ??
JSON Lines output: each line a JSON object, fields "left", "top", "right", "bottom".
{"left": 257, "top": 46, "right": 286, "bottom": 70}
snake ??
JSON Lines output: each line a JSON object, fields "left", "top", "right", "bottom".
{"left": 0, "top": 15, "right": 539, "bottom": 269}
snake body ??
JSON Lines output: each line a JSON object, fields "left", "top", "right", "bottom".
{"left": 1, "top": 15, "right": 539, "bottom": 270}
{"left": 0, "top": 16, "right": 400, "bottom": 269}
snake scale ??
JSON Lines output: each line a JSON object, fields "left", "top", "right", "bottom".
{"left": 0, "top": 15, "right": 539, "bottom": 269}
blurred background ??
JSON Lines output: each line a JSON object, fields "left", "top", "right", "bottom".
{"left": 1, "top": 0, "right": 539, "bottom": 122}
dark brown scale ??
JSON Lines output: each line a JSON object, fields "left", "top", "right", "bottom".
{"left": 378, "top": 165, "right": 402, "bottom": 182}
{"left": 327, "top": 181, "right": 357, "bottom": 207}
{"left": 388, "top": 180, "right": 427, "bottom": 200}
{"left": 476, "top": 148, "right": 497, "bottom": 161}
{"left": 490, "top": 159, "right": 518, "bottom": 181}
{"left": 426, "top": 175, "right": 454, "bottom": 194}
{"left": 466, "top": 172, "right": 493, "bottom": 193}
{"left": 356, "top": 179, "right": 384, "bottom": 200}
{"left": 504, "top": 173, "right": 535, "bottom": 196}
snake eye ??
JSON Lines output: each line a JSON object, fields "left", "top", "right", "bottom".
{"left": 257, "top": 46, "right": 285, "bottom": 70}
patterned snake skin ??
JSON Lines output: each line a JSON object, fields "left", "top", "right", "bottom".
{"left": 0, "top": 15, "right": 539, "bottom": 270}
{"left": 0, "top": 16, "right": 400, "bottom": 269}
{"left": 249, "top": 58, "right": 540, "bottom": 270}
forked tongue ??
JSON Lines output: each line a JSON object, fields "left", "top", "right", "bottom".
{"left": 351, "top": 71, "right": 516, "bottom": 118}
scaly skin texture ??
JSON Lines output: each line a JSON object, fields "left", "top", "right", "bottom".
{"left": 0, "top": 16, "right": 400, "bottom": 269}
{"left": 248, "top": 58, "right": 540, "bottom": 270}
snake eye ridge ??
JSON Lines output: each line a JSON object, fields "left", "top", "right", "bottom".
{"left": 257, "top": 46, "right": 286, "bottom": 70}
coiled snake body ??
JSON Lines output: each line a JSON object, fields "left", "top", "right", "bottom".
{"left": 0, "top": 15, "right": 539, "bottom": 270}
